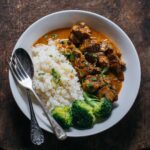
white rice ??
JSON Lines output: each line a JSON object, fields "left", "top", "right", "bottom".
{"left": 32, "top": 40, "right": 83, "bottom": 110}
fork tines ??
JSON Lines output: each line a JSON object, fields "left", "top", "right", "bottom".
{"left": 8, "top": 54, "right": 29, "bottom": 82}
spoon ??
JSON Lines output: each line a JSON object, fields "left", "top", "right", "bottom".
{"left": 14, "top": 48, "right": 67, "bottom": 140}
{"left": 14, "top": 48, "right": 44, "bottom": 145}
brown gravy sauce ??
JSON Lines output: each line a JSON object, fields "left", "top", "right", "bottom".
{"left": 34, "top": 28, "right": 122, "bottom": 94}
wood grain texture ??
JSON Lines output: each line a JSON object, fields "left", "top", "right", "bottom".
{"left": 0, "top": 0, "right": 150, "bottom": 149}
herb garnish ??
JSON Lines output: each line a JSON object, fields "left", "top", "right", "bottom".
{"left": 100, "top": 74, "right": 106, "bottom": 78}
{"left": 84, "top": 61, "right": 89, "bottom": 66}
{"left": 100, "top": 67, "right": 109, "bottom": 78}
{"left": 64, "top": 53, "right": 75, "bottom": 61}
{"left": 101, "top": 67, "right": 109, "bottom": 74}
{"left": 91, "top": 77, "right": 97, "bottom": 81}
{"left": 51, "top": 68, "right": 61, "bottom": 84}
{"left": 92, "top": 53, "right": 97, "bottom": 58}
{"left": 69, "top": 54, "right": 75, "bottom": 61}
{"left": 87, "top": 83, "right": 93, "bottom": 89}
{"left": 38, "top": 72, "right": 45, "bottom": 76}
{"left": 51, "top": 34, "right": 58, "bottom": 39}
{"left": 44, "top": 34, "right": 48, "bottom": 38}
{"left": 60, "top": 41, "right": 65, "bottom": 44}
{"left": 79, "top": 71, "right": 84, "bottom": 77}
{"left": 49, "top": 54, "right": 53, "bottom": 57}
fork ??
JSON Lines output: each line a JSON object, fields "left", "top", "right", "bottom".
{"left": 8, "top": 54, "right": 67, "bottom": 141}
{"left": 8, "top": 55, "right": 44, "bottom": 145}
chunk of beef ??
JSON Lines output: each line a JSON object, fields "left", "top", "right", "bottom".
{"left": 105, "top": 47, "right": 126, "bottom": 81}
{"left": 105, "top": 48, "right": 114, "bottom": 56}
{"left": 116, "top": 71, "right": 124, "bottom": 81}
{"left": 103, "top": 73, "right": 122, "bottom": 91}
{"left": 73, "top": 55, "right": 100, "bottom": 79}
{"left": 97, "top": 85, "right": 118, "bottom": 102}
{"left": 120, "top": 61, "right": 126, "bottom": 70}
{"left": 84, "top": 51, "right": 110, "bottom": 67}
{"left": 108, "top": 53, "right": 125, "bottom": 73}
{"left": 84, "top": 52, "right": 97, "bottom": 63}
{"left": 69, "top": 33, "right": 81, "bottom": 46}
{"left": 80, "top": 38, "right": 100, "bottom": 53}
{"left": 75, "top": 61, "right": 100, "bottom": 78}
{"left": 82, "top": 75, "right": 106, "bottom": 93}
{"left": 69, "top": 22, "right": 92, "bottom": 46}
{"left": 109, "top": 55, "right": 121, "bottom": 71}
{"left": 99, "top": 39, "right": 113, "bottom": 52}
{"left": 84, "top": 51, "right": 104, "bottom": 64}
{"left": 98, "top": 53, "right": 109, "bottom": 67}
{"left": 100, "top": 39, "right": 122, "bottom": 58}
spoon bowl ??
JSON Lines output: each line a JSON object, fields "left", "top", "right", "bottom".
{"left": 14, "top": 48, "right": 34, "bottom": 78}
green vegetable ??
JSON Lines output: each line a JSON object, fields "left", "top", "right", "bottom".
{"left": 101, "top": 67, "right": 109, "bottom": 75}
{"left": 79, "top": 71, "right": 84, "bottom": 77}
{"left": 51, "top": 34, "right": 57, "bottom": 39}
{"left": 51, "top": 68, "right": 61, "bottom": 84}
{"left": 60, "top": 40, "right": 65, "bottom": 44}
{"left": 91, "top": 77, "right": 97, "bottom": 81}
{"left": 64, "top": 52, "right": 70, "bottom": 57}
{"left": 51, "top": 106, "right": 72, "bottom": 129}
{"left": 72, "top": 100, "right": 96, "bottom": 129}
{"left": 92, "top": 53, "right": 97, "bottom": 58}
{"left": 84, "top": 61, "right": 89, "bottom": 66}
{"left": 49, "top": 54, "right": 53, "bottom": 57}
{"left": 69, "top": 54, "right": 75, "bottom": 61}
{"left": 51, "top": 93, "right": 113, "bottom": 130}
{"left": 87, "top": 83, "right": 93, "bottom": 89}
{"left": 100, "top": 74, "right": 106, "bottom": 78}
{"left": 38, "top": 72, "right": 45, "bottom": 76}
{"left": 44, "top": 34, "right": 48, "bottom": 38}
{"left": 64, "top": 53, "right": 75, "bottom": 61}
{"left": 100, "top": 67, "right": 109, "bottom": 78}
{"left": 83, "top": 92, "right": 113, "bottom": 120}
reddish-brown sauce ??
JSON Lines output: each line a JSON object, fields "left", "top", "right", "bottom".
{"left": 34, "top": 28, "right": 123, "bottom": 97}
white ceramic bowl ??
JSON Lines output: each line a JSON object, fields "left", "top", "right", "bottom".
{"left": 9, "top": 10, "right": 141, "bottom": 137}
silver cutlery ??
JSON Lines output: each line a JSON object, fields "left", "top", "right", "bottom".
{"left": 8, "top": 54, "right": 44, "bottom": 145}
{"left": 8, "top": 49, "right": 67, "bottom": 141}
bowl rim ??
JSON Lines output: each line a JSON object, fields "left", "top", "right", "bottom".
{"left": 9, "top": 10, "right": 141, "bottom": 137}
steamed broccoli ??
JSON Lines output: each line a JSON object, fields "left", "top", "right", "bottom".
{"left": 52, "top": 93, "right": 113, "bottom": 130}
{"left": 51, "top": 106, "right": 72, "bottom": 129}
{"left": 72, "top": 100, "right": 96, "bottom": 129}
{"left": 83, "top": 92, "right": 113, "bottom": 120}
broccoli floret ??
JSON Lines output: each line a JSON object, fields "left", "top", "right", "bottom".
{"left": 51, "top": 106, "right": 72, "bottom": 129}
{"left": 72, "top": 100, "right": 96, "bottom": 129}
{"left": 83, "top": 92, "right": 113, "bottom": 120}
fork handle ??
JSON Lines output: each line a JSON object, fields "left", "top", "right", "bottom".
{"left": 27, "top": 90, "right": 44, "bottom": 145}
{"left": 30, "top": 89, "right": 67, "bottom": 140}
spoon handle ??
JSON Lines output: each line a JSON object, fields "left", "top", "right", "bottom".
{"left": 30, "top": 89, "right": 67, "bottom": 140}
{"left": 27, "top": 90, "right": 44, "bottom": 145}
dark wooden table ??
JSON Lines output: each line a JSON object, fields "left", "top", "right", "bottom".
{"left": 0, "top": 0, "right": 150, "bottom": 150}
